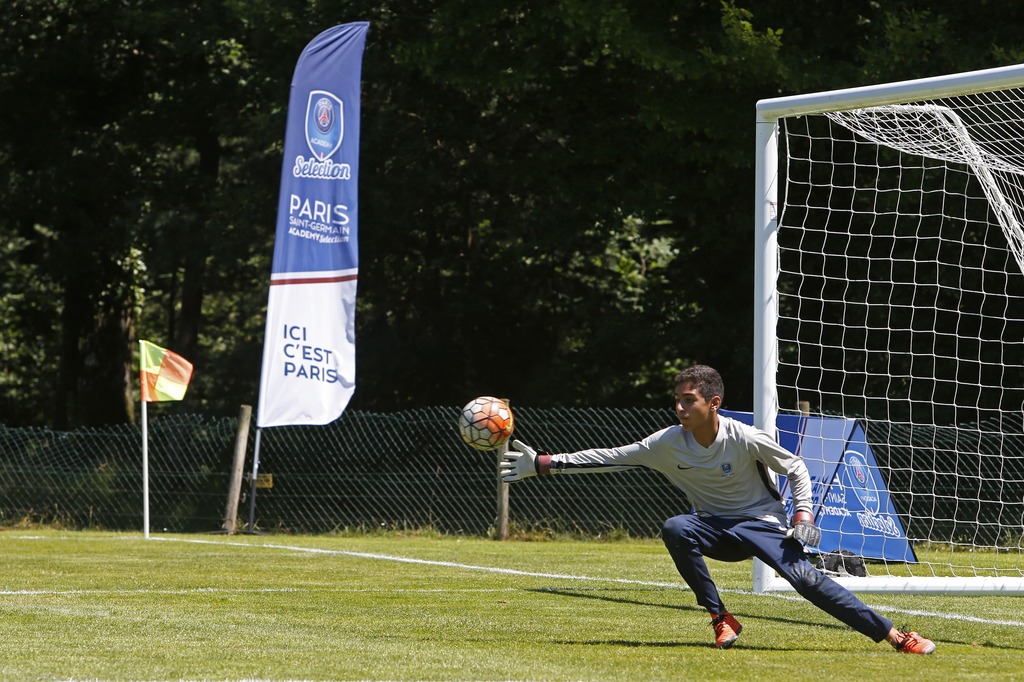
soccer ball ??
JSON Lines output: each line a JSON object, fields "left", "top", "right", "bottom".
{"left": 457, "top": 396, "right": 515, "bottom": 451}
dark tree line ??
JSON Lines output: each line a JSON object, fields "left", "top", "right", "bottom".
{"left": 2, "top": 1, "right": 1023, "bottom": 428}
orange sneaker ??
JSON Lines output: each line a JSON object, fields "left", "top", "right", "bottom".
{"left": 894, "top": 629, "right": 936, "bottom": 655}
{"left": 710, "top": 612, "right": 742, "bottom": 649}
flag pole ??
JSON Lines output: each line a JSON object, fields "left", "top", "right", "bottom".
{"left": 247, "top": 427, "right": 263, "bottom": 532}
{"left": 138, "top": 339, "right": 193, "bottom": 540}
{"left": 141, "top": 399, "right": 150, "bottom": 539}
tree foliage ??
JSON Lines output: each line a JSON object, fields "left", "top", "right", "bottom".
{"left": 0, "top": 0, "right": 1022, "bottom": 426}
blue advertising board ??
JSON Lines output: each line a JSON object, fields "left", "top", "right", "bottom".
{"left": 723, "top": 410, "right": 917, "bottom": 562}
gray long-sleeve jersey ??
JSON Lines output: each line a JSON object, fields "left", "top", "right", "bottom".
{"left": 547, "top": 415, "right": 813, "bottom": 522}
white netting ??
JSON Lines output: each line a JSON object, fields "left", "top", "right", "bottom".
{"left": 774, "top": 85, "right": 1024, "bottom": 589}
{"left": 826, "top": 99, "right": 1024, "bottom": 274}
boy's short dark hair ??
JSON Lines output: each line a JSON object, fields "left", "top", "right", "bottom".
{"left": 674, "top": 365, "right": 725, "bottom": 404}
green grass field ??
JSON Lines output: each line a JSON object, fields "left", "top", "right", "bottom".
{"left": 1, "top": 530, "right": 1022, "bottom": 681}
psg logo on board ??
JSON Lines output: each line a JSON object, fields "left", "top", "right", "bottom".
{"left": 844, "top": 451, "right": 879, "bottom": 512}
{"left": 305, "top": 90, "right": 345, "bottom": 160}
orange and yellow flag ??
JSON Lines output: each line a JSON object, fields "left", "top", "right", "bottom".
{"left": 139, "top": 340, "right": 193, "bottom": 402}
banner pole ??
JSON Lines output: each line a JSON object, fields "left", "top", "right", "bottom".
{"left": 247, "top": 427, "right": 263, "bottom": 532}
{"left": 142, "top": 400, "right": 150, "bottom": 539}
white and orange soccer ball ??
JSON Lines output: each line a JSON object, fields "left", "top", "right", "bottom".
{"left": 457, "top": 396, "right": 515, "bottom": 451}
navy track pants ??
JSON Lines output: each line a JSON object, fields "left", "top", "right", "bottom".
{"left": 661, "top": 513, "right": 892, "bottom": 642}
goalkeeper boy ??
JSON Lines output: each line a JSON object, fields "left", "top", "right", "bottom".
{"left": 500, "top": 364, "right": 936, "bottom": 654}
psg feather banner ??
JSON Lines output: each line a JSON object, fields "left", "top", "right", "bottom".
{"left": 257, "top": 22, "right": 369, "bottom": 428}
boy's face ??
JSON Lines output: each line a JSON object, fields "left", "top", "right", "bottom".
{"left": 674, "top": 381, "right": 720, "bottom": 432}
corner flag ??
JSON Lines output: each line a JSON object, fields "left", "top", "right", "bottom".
{"left": 139, "top": 340, "right": 193, "bottom": 402}
{"left": 138, "top": 339, "right": 194, "bottom": 539}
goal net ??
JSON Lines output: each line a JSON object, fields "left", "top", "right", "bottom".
{"left": 754, "top": 65, "right": 1024, "bottom": 594}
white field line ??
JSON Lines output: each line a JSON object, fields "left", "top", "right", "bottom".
{"left": 0, "top": 587, "right": 300, "bottom": 596}
{"left": 9, "top": 534, "right": 1023, "bottom": 627}
{"left": 142, "top": 536, "right": 1024, "bottom": 629}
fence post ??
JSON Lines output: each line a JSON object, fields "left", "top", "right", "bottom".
{"left": 222, "top": 404, "right": 252, "bottom": 533}
{"left": 495, "top": 440, "right": 509, "bottom": 540}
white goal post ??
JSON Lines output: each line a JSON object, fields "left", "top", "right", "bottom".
{"left": 754, "top": 64, "right": 1024, "bottom": 594}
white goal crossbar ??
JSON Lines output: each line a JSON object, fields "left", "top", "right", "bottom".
{"left": 754, "top": 64, "right": 1024, "bottom": 594}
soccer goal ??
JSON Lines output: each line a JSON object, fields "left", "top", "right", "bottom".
{"left": 754, "top": 64, "right": 1024, "bottom": 594}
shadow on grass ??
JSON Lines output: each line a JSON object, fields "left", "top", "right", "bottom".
{"left": 526, "top": 586, "right": 1024, "bottom": 652}
{"left": 526, "top": 585, "right": 847, "bottom": 631}
{"left": 555, "top": 638, "right": 786, "bottom": 650}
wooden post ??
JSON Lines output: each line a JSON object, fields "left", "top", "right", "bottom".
{"left": 495, "top": 440, "right": 509, "bottom": 540}
{"left": 222, "top": 404, "right": 252, "bottom": 533}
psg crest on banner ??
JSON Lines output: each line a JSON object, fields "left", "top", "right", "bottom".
{"left": 305, "top": 90, "right": 344, "bottom": 160}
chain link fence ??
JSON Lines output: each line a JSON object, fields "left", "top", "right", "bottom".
{"left": 0, "top": 406, "right": 687, "bottom": 536}
{"left": 2, "top": 407, "right": 1021, "bottom": 544}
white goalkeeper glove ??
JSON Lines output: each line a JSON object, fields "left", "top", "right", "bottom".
{"left": 787, "top": 510, "right": 821, "bottom": 547}
{"left": 500, "top": 440, "right": 546, "bottom": 483}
